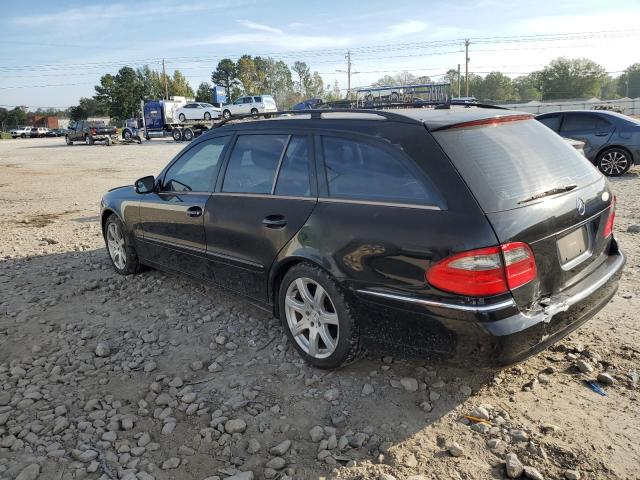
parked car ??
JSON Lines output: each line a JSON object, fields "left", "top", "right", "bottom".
{"left": 221, "top": 95, "right": 277, "bottom": 119}
{"left": 175, "top": 103, "right": 221, "bottom": 122}
{"left": 66, "top": 120, "right": 117, "bottom": 145}
{"left": 50, "top": 128, "right": 68, "bottom": 137}
{"left": 30, "top": 127, "right": 50, "bottom": 138}
{"left": 536, "top": 110, "right": 640, "bottom": 176}
{"left": 100, "top": 108, "right": 624, "bottom": 369}
{"left": 10, "top": 126, "right": 32, "bottom": 138}
{"left": 565, "top": 138, "right": 586, "bottom": 156}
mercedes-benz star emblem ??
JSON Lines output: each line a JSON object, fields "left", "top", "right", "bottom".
{"left": 576, "top": 198, "right": 586, "bottom": 216}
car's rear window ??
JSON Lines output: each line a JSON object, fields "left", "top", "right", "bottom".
{"left": 433, "top": 118, "right": 601, "bottom": 213}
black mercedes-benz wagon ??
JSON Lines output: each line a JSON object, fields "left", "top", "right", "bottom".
{"left": 101, "top": 108, "right": 625, "bottom": 368}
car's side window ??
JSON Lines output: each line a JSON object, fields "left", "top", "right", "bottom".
{"left": 243, "top": 97, "right": 253, "bottom": 104}
{"left": 538, "top": 115, "right": 561, "bottom": 131}
{"left": 222, "top": 134, "right": 288, "bottom": 194}
{"left": 322, "top": 136, "right": 436, "bottom": 204}
{"left": 561, "top": 114, "right": 598, "bottom": 132}
{"left": 162, "top": 136, "right": 230, "bottom": 193}
{"left": 275, "top": 136, "right": 311, "bottom": 197}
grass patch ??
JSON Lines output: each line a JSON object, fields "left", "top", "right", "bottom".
{"left": 0, "top": 132, "right": 13, "bottom": 140}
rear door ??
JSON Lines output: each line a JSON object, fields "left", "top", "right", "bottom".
{"left": 204, "top": 131, "right": 318, "bottom": 300}
{"left": 433, "top": 118, "right": 612, "bottom": 309}
{"left": 559, "top": 113, "right": 615, "bottom": 160}
{"left": 137, "top": 135, "right": 230, "bottom": 280}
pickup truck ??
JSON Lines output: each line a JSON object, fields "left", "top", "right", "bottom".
{"left": 66, "top": 120, "right": 117, "bottom": 146}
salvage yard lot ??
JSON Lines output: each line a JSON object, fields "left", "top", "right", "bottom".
{"left": 1, "top": 137, "right": 639, "bottom": 480}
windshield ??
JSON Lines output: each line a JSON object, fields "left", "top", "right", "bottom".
{"left": 433, "top": 119, "right": 601, "bottom": 213}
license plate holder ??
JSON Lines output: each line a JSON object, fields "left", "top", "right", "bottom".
{"left": 557, "top": 226, "right": 590, "bottom": 266}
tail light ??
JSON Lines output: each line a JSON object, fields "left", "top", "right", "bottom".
{"left": 426, "top": 242, "right": 537, "bottom": 297}
{"left": 90, "top": 128, "right": 97, "bottom": 135}
{"left": 603, "top": 196, "right": 616, "bottom": 238}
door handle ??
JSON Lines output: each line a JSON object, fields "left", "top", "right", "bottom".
{"left": 594, "top": 132, "right": 609, "bottom": 137}
{"left": 262, "top": 215, "right": 287, "bottom": 228}
{"left": 186, "top": 206, "right": 203, "bottom": 218}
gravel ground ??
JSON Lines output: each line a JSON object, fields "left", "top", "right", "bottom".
{"left": 1, "top": 137, "right": 639, "bottom": 480}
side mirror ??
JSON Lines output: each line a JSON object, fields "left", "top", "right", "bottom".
{"left": 135, "top": 175, "right": 155, "bottom": 194}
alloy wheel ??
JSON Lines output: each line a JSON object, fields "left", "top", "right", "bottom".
{"left": 284, "top": 278, "right": 339, "bottom": 359}
{"left": 600, "top": 150, "right": 629, "bottom": 175}
{"left": 106, "top": 222, "right": 126, "bottom": 270}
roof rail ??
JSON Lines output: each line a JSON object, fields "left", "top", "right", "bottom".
{"left": 211, "top": 108, "right": 424, "bottom": 129}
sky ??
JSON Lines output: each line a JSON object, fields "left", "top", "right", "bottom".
{"left": 1, "top": 0, "right": 639, "bottom": 110}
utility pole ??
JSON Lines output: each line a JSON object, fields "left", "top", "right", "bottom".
{"left": 336, "top": 50, "right": 359, "bottom": 100}
{"left": 464, "top": 39, "right": 470, "bottom": 97}
{"left": 457, "top": 63, "right": 461, "bottom": 97}
{"left": 162, "top": 59, "right": 169, "bottom": 100}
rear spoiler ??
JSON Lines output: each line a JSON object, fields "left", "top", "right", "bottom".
{"left": 430, "top": 114, "right": 534, "bottom": 132}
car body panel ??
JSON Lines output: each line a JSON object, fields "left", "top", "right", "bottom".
{"left": 175, "top": 103, "right": 221, "bottom": 121}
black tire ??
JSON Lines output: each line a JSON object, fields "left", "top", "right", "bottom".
{"left": 279, "top": 263, "right": 360, "bottom": 369}
{"left": 250, "top": 108, "right": 259, "bottom": 118}
{"left": 105, "top": 136, "right": 112, "bottom": 146}
{"left": 21, "top": 134, "right": 26, "bottom": 138}
{"left": 103, "top": 214, "right": 142, "bottom": 275}
{"left": 172, "top": 129, "right": 183, "bottom": 142}
{"left": 85, "top": 135, "right": 94, "bottom": 145}
{"left": 182, "top": 128, "right": 194, "bottom": 141}
{"left": 204, "top": 112, "right": 212, "bottom": 120}
{"left": 222, "top": 110, "right": 231, "bottom": 119}
{"left": 123, "top": 130, "right": 132, "bottom": 140}
{"left": 596, "top": 147, "right": 632, "bottom": 176}
{"left": 65, "top": 136, "right": 73, "bottom": 146}
{"left": 178, "top": 113, "right": 186, "bottom": 122}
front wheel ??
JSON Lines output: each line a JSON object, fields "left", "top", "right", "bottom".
{"left": 85, "top": 135, "right": 94, "bottom": 145}
{"left": 279, "top": 263, "right": 360, "bottom": 369}
{"left": 105, "top": 136, "right": 112, "bottom": 146}
{"left": 65, "top": 136, "right": 73, "bottom": 145}
{"left": 123, "top": 130, "right": 132, "bottom": 140}
{"left": 597, "top": 148, "right": 631, "bottom": 176}
{"left": 250, "top": 108, "right": 259, "bottom": 118}
{"left": 204, "top": 112, "right": 211, "bottom": 120}
{"left": 222, "top": 110, "right": 231, "bottom": 119}
{"left": 178, "top": 113, "right": 186, "bottom": 122}
{"left": 104, "top": 214, "right": 142, "bottom": 275}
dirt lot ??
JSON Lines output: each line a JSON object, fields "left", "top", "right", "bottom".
{"left": 0, "top": 137, "right": 639, "bottom": 480}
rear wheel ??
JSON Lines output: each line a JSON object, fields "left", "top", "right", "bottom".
{"left": 222, "top": 110, "right": 231, "bottom": 119}
{"left": 182, "top": 128, "right": 194, "bottom": 141}
{"left": 172, "top": 129, "right": 183, "bottom": 142}
{"left": 123, "top": 130, "right": 132, "bottom": 140}
{"left": 65, "top": 135, "right": 73, "bottom": 146}
{"left": 597, "top": 147, "right": 631, "bottom": 176}
{"left": 104, "top": 214, "right": 142, "bottom": 275}
{"left": 204, "top": 112, "right": 211, "bottom": 120}
{"left": 85, "top": 135, "right": 94, "bottom": 145}
{"left": 251, "top": 108, "right": 259, "bottom": 118}
{"left": 279, "top": 263, "right": 360, "bottom": 369}
{"left": 105, "top": 136, "right": 112, "bottom": 146}
{"left": 178, "top": 113, "right": 186, "bottom": 122}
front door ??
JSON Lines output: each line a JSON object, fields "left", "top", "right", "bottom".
{"left": 137, "top": 135, "right": 231, "bottom": 280}
{"left": 204, "top": 132, "right": 317, "bottom": 300}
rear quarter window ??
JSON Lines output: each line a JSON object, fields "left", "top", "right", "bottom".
{"left": 433, "top": 119, "right": 601, "bottom": 213}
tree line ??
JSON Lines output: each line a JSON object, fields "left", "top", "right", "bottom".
{"left": 3, "top": 56, "right": 640, "bottom": 128}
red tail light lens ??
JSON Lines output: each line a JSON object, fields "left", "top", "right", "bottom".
{"left": 90, "top": 128, "right": 97, "bottom": 135}
{"left": 603, "top": 196, "right": 616, "bottom": 238}
{"left": 426, "top": 242, "right": 537, "bottom": 297}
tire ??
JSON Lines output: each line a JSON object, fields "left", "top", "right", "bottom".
{"left": 251, "top": 108, "right": 259, "bottom": 118}
{"left": 204, "top": 112, "right": 211, "bottom": 120}
{"left": 596, "top": 147, "right": 632, "bottom": 176}
{"left": 85, "top": 135, "right": 94, "bottom": 145}
{"left": 222, "top": 110, "right": 231, "bottom": 119}
{"left": 105, "top": 136, "right": 112, "bottom": 146}
{"left": 104, "top": 214, "right": 142, "bottom": 275}
{"left": 65, "top": 136, "right": 73, "bottom": 146}
{"left": 279, "top": 263, "right": 360, "bottom": 369}
{"left": 123, "top": 130, "right": 132, "bottom": 140}
{"left": 21, "top": 134, "right": 26, "bottom": 138}
{"left": 390, "top": 92, "right": 400, "bottom": 102}
{"left": 183, "top": 128, "right": 194, "bottom": 141}
{"left": 172, "top": 129, "right": 183, "bottom": 142}
{"left": 178, "top": 113, "right": 186, "bottom": 122}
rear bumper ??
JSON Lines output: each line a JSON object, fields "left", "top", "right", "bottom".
{"left": 355, "top": 242, "right": 625, "bottom": 366}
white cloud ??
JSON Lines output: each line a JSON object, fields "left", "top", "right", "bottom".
{"left": 384, "top": 20, "right": 428, "bottom": 37}
{"left": 237, "top": 20, "right": 283, "bottom": 35}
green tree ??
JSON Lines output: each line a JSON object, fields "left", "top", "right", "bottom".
{"left": 3, "top": 107, "right": 27, "bottom": 128}
{"left": 475, "top": 71, "right": 518, "bottom": 102}
{"left": 617, "top": 63, "right": 640, "bottom": 98}
{"left": 537, "top": 57, "right": 607, "bottom": 100}
{"left": 253, "top": 56, "right": 271, "bottom": 93}
{"left": 170, "top": 70, "right": 194, "bottom": 97}
{"left": 324, "top": 80, "right": 342, "bottom": 102}
{"left": 94, "top": 67, "right": 144, "bottom": 121}
{"left": 306, "top": 72, "right": 324, "bottom": 98}
{"left": 513, "top": 74, "right": 542, "bottom": 102}
{"left": 212, "top": 59, "right": 239, "bottom": 101}
{"left": 69, "top": 97, "right": 106, "bottom": 121}
{"left": 292, "top": 61, "right": 311, "bottom": 95}
{"left": 195, "top": 82, "right": 212, "bottom": 102}
{"left": 237, "top": 55, "right": 257, "bottom": 95}
{"left": 137, "top": 65, "right": 166, "bottom": 99}
{"left": 600, "top": 76, "right": 619, "bottom": 100}
{"left": 268, "top": 60, "right": 295, "bottom": 106}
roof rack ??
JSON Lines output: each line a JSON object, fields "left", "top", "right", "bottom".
{"left": 211, "top": 108, "right": 425, "bottom": 129}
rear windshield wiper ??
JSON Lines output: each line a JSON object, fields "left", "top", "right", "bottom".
{"left": 518, "top": 184, "right": 578, "bottom": 204}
